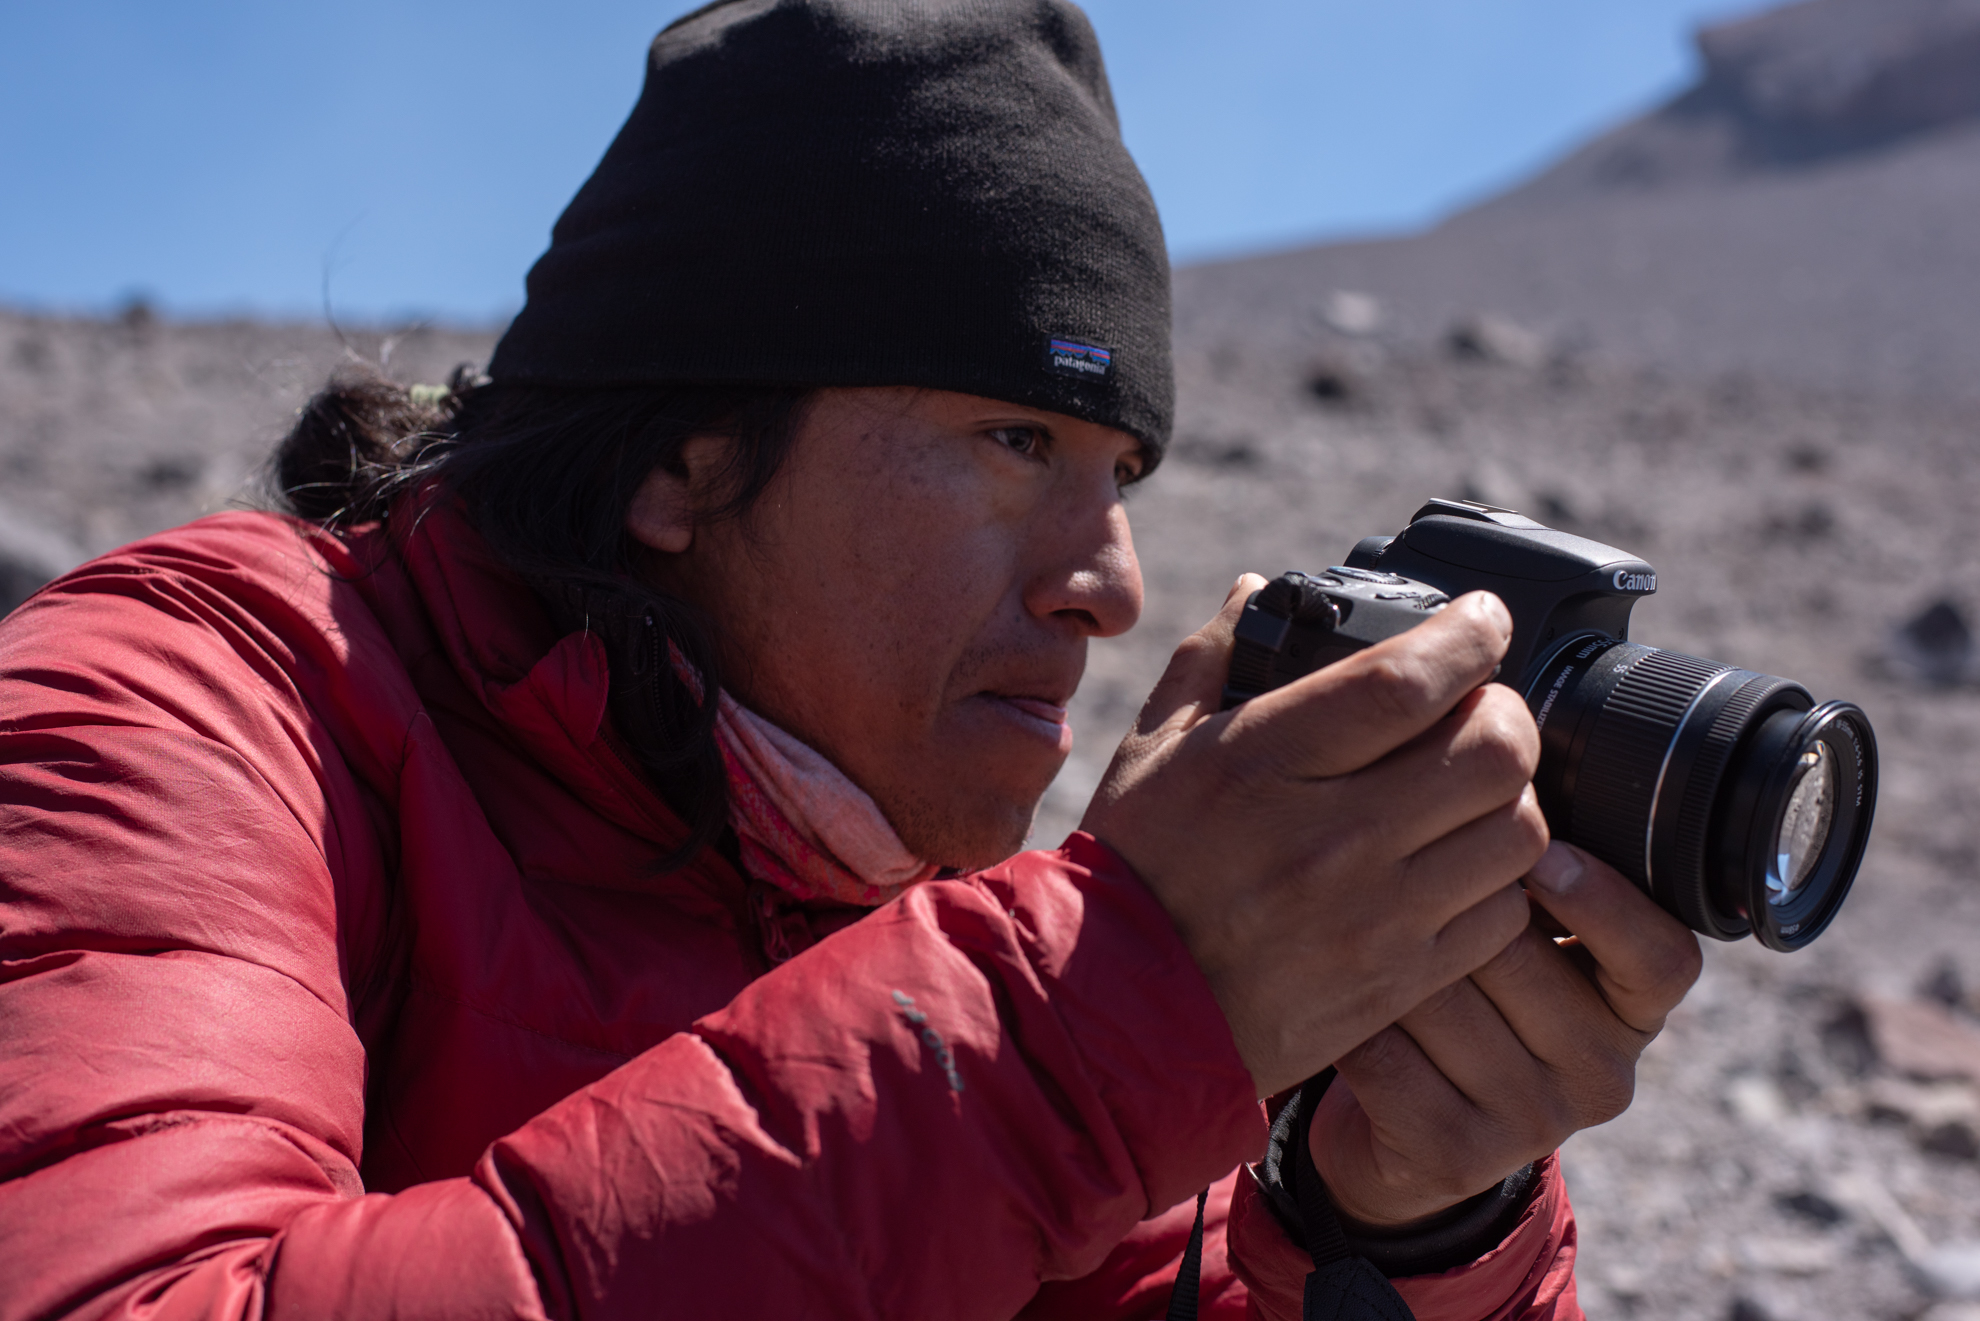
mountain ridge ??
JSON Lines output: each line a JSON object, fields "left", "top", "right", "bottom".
{"left": 1180, "top": 0, "right": 1980, "bottom": 403}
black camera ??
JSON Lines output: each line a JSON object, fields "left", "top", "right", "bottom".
{"left": 1222, "top": 498, "right": 1877, "bottom": 951}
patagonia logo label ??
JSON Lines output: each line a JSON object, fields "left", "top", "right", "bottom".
{"left": 1045, "top": 337, "right": 1113, "bottom": 379}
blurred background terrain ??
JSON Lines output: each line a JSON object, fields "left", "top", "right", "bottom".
{"left": 4, "top": 1, "right": 1980, "bottom": 1317}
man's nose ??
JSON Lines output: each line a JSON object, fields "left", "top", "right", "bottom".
{"left": 1027, "top": 499, "right": 1143, "bottom": 639}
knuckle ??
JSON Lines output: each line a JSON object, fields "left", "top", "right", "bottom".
{"left": 1508, "top": 794, "right": 1551, "bottom": 856}
{"left": 1633, "top": 936, "right": 1705, "bottom": 1014}
{"left": 1532, "top": 1086, "right": 1582, "bottom": 1145}
{"left": 1484, "top": 926, "right": 1547, "bottom": 983}
{"left": 1344, "top": 1024, "right": 1411, "bottom": 1073}
{"left": 1469, "top": 697, "right": 1541, "bottom": 784}
{"left": 1664, "top": 938, "right": 1706, "bottom": 997}
{"left": 1556, "top": 1055, "right": 1636, "bottom": 1128}
{"left": 1357, "top": 652, "right": 1437, "bottom": 727}
{"left": 1584, "top": 1061, "right": 1638, "bottom": 1124}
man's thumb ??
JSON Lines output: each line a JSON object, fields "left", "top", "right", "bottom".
{"left": 1137, "top": 574, "right": 1267, "bottom": 733}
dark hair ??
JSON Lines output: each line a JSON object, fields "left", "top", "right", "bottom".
{"left": 271, "top": 363, "right": 814, "bottom": 864}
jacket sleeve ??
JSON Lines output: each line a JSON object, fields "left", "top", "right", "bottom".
{"left": 1226, "top": 1153, "right": 1582, "bottom": 1321}
{"left": 0, "top": 549, "right": 1263, "bottom": 1319}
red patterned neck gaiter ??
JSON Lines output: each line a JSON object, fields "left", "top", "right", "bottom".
{"left": 713, "top": 691, "right": 939, "bottom": 907}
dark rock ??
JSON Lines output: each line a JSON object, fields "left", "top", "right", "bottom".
{"left": 1765, "top": 500, "right": 1836, "bottom": 541}
{"left": 1775, "top": 1189, "right": 1848, "bottom": 1225}
{"left": 1821, "top": 1001, "right": 1878, "bottom": 1076}
{"left": 1891, "top": 599, "right": 1974, "bottom": 684}
{"left": 1922, "top": 959, "right": 1967, "bottom": 1009}
{"left": 1922, "top": 1118, "right": 1980, "bottom": 1161}
{"left": 1305, "top": 365, "right": 1356, "bottom": 405}
{"left": 1174, "top": 436, "right": 1261, "bottom": 470}
{"left": 1445, "top": 314, "right": 1546, "bottom": 368}
{"left": 1785, "top": 441, "right": 1830, "bottom": 473}
{"left": 139, "top": 456, "right": 204, "bottom": 493}
{"left": 1728, "top": 1295, "right": 1776, "bottom": 1321}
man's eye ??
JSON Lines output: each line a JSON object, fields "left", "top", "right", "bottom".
{"left": 990, "top": 426, "right": 1044, "bottom": 457}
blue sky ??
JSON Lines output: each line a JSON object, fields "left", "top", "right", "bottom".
{"left": 0, "top": 0, "right": 1766, "bottom": 323}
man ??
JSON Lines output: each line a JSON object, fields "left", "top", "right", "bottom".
{"left": 0, "top": 3, "right": 1699, "bottom": 1318}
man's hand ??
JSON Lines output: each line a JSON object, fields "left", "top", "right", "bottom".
{"left": 1308, "top": 841, "right": 1704, "bottom": 1229}
{"left": 1082, "top": 575, "right": 1548, "bottom": 1099}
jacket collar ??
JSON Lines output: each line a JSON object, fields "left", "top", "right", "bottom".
{"left": 390, "top": 495, "right": 746, "bottom": 900}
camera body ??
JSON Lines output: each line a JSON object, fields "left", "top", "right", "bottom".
{"left": 1223, "top": 498, "right": 1876, "bottom": 952}
{"left": 1222, "top": 498, "right": 1658, "bottom": 705}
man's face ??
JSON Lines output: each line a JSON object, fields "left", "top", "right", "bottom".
{"left": 639, "top": 387, "right": 1146, "bottom": 868}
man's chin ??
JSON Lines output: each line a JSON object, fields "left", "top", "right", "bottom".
{"left": 881, "top": 782, "right": 1053, "bottom": 873}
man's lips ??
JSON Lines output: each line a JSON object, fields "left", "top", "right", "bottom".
{"left": 998, "top": 696, "right": 1068, "bottom": 725}
{"left": 979, "top": 692, "right": 1075, "bottom": 753}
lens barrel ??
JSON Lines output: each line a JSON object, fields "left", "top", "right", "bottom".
{"left": 1525, "top": 637, "right": 1877, "bottom": 950}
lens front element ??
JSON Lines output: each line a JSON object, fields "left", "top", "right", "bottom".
{"left": 1773, "top": 744, "right": 1835, "bottom": 904}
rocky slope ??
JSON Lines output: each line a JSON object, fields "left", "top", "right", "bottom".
{"left": 1177, "top": 0, "right": 1980, "bottom": 409}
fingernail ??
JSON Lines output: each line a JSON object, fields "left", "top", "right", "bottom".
{"left": 1476, "top": 592, "right": 1513, "bottom": 638}
{"left": 1527, "top": 841, "right": 1586, "bottom": 895}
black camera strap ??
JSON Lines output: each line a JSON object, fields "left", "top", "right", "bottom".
{"left": 1161, "top": 1189, "right": 1210, "bottom": 1321}
{"left": 1163, "top": 1071, "right": 1414, "bottom": 1321}
{"left": 1272, "top": 1072, "right": 1416, "bottom": 1321}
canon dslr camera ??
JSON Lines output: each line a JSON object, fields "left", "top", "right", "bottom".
{"left": 1223, "top": 498, "right": 1876, "bottom": 951}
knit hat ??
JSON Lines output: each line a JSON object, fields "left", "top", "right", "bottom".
{"left": 488, "top": 0, "right": 1173, "bottom": 454}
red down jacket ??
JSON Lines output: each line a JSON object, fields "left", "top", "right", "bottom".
{"left": 0, "top": 503, "right": 1580, "bottom": 1319}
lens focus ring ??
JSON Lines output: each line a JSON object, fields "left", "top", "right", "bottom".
{"left": 1567, "top": 648, "right": 1731, "bottom": 885}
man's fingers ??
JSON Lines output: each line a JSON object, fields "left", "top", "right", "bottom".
{"left": 1134, "top": 573, "right": 1267, "bottom": 736}
{"left": 1458, "top": 926, "right": 1646, "bottom": 1124}
{"left": 1393, "top": 782, "right": 1550, "bottom": 932}
{"left": 1365, "top": 980, "right": 1557, "bottom": 1144}
{"left": 1230, "top": 591, "right": 1513, "bottom": 778}
{"left": 1318, "top": 1026, "right": 1516, "bottom": 1218}
{"left": 1520, "top": 842, "right": 1704, "bottom": 1035}
{"left": 1350, "top": 684, "right": 1542, "bottom": 863}
{"left": 1427, "top": 882, "right": 1534, "bottom": 987}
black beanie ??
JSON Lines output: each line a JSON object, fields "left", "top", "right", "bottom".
{"left": 488, "top": 0, "right": 1172, "bottom": 454}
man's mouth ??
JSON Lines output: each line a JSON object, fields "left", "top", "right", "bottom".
{"left": 999, "top": 696, "right": 1068, "bottom": 725}
{"left": 981, "top": 692, "right": 1075, "bottom": 753}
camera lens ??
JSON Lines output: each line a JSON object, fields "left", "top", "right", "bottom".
{"left": 1524, "top": 638, "right": 1877, "bottom": 951}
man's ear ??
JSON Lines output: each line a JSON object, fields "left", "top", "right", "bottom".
{"left": 627, "top": 466, "right": 695, "bottom": 554}
{"left": 626, "top": 436, "right": 727, "bottom": 555}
